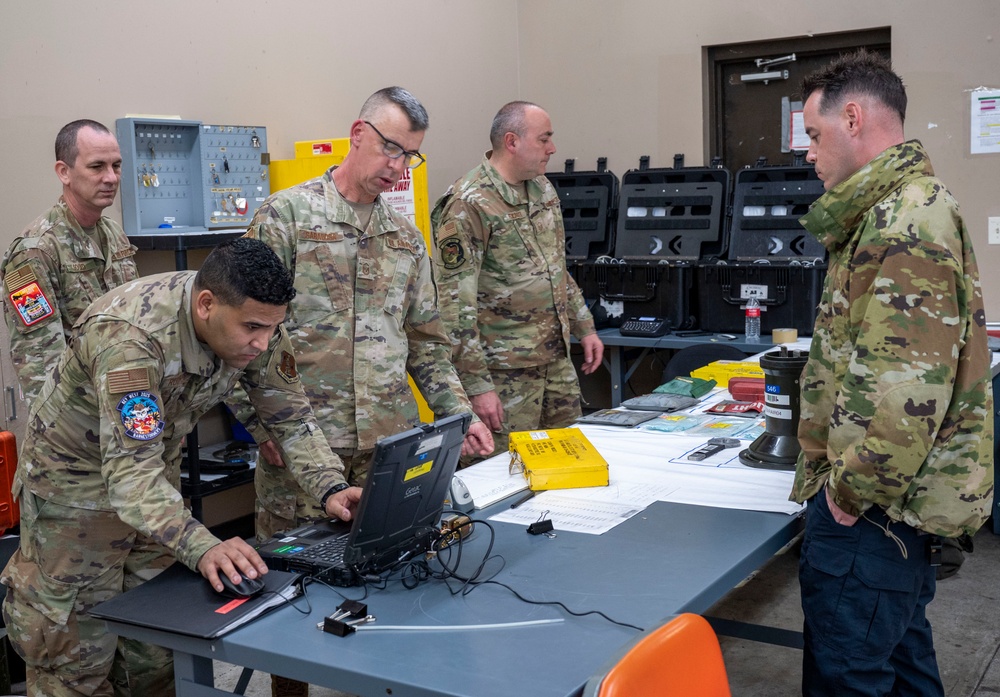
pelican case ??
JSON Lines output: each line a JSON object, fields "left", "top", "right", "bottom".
{"left": 696, "top": 262, "right": 826, "bottom": 335}
{"left": 0, "top": 431, "right": 18, "bottom": 534}
{"left": 548, "top": 157, "right": 618, "bottom": 261}
{"left": 575, "top": 155, "right": 733, "bottom": 330}
{"left": 727, "top": 162, "right": 826, "bottom": 262}
{"left": 698, "top": 158, "right": 827, "bottom": 335}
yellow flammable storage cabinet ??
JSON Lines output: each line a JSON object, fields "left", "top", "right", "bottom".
{"left": 270, "top": 138, "right": 431, "bottom": 245}
{"left": 270, "top": 137, "right": 435, "bottom": 422}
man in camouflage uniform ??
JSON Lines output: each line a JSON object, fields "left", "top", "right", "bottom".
{"left": 792, "top": 50, "right": 993, "bottom": 696}
{"left": 1, "top": 120, "right": 161, "bottom": 696}
{"left": 244, "top": 85, "right": 492, "bottom": 526}
{"left": 243, "top": 87, "right": 492, "bottom": 697}
{"left": 2, "top": 119, "right": 138, "bottom": 402}
{"left": 1, "top": 239, "right": 361, "bottom": 697}
{"left": 430, "top": 101, "right": 603, "bottom": 459}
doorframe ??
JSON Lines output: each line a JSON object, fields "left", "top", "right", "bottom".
{"left": 705, "top": 27, "right": 892, "bottom": 167}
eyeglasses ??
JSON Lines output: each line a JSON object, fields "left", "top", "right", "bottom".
{"left": 364, "top": 121, "right": 425, "bottom": 169}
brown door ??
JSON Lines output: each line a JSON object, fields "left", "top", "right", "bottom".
{"left": 708, "top": 28, "right": 891, "bottom": 173}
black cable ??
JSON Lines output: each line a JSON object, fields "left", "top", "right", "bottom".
{"left": 431, "top": 519, "right": 503, "bottom": 592}
{"left": 294, "top": 515, "right": 642, "bottom": 633}
{"left": 302, "top": 573, "right": 372, "bottom": 600}
{"left": 480, "top": 579, "right": 644, "bottom": 632}
{"left": 418, "top": 518, "right": 643, "bottom": 632}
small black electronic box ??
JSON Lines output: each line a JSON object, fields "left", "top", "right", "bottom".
{"left": 619, "top": 316, "right": 672, "bottom": 338}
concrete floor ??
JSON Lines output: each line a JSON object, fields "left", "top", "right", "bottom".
{"left": 711, "top": 526, "right": 1000, "bottom": 696}
{"left": 213, "top": 524, "right": 1000, "bottom": 697}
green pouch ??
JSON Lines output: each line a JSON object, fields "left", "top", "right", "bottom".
{"left": 653, "top": 376, "right": 717, "bottom": 398}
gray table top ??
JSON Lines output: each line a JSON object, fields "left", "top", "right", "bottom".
{"left": 107, "top": 498, "right": 803, "bottom": 697}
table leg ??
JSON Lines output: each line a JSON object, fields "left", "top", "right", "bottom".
{"left": 609, "top": 348, "right": 623, "bottom": 408}
{"left": 173, "top": 651, "right": 228, "bottom": 696}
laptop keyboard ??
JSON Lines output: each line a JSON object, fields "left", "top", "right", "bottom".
{"left": 293, "top": 536, "right": 348, "bottom": 563}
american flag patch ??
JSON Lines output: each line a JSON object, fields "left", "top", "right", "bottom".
{"left": 5, "top": 265, "right": 37, "bottom": 293}
{"left": 107, "top": 368, "right": 150, "bottom": 394}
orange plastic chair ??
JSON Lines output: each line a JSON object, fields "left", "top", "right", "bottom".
{"left": 582, "top": 613, "right": 732, "bottom": 697}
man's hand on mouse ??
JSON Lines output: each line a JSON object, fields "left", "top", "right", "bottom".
{"left": 197, "top": 537, "right": 269, "bottom": 593}
{"left": 325, "top": 486, "right": 363, "bottom": 521}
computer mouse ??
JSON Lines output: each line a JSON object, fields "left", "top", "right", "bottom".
{"left": 217, "top": 572, "right": 266, "bottom": 599}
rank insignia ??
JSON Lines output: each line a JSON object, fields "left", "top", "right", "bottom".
{"left": 276, "top": 350, "right": 299, "bottom": 383}
{"left": 9, "top": 278, "right": 55, "bottom": 328}
{"left": 117, "top": 391, "right": 165, "bottom": 441}
{"left": 438, "top": 237, "right": 466, "bottom": 270}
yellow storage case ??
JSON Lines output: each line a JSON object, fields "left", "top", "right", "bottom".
{"left": 690, "top": 360, "right": 764, "bottom": 383}
{"left": 509, "top": 428, "right": 609, "bottom": 491}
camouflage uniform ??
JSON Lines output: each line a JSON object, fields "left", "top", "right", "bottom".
{"left": 1, "top": 271, "right": 346, "bottom": 697}
{"left": 431, "top": 154, "right": 596, "bottom": 456}
{"left": 792, "top": 140, "right": 993, "bottom": 695}
{"left": 791, "top": 140, "right": 993, "bottom": 534}
{"left": 0, "top": 197, "right": 159, "bottom": 696}
{"left": 243, "top": 167, "right": 474, "bottom": 538}
{"left": 1, "top": 197, "right": 138, "bottom": 402}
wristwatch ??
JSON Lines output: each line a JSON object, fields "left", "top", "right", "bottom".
{"left": 320, "top": 482, "right": 350, "bottom": 509}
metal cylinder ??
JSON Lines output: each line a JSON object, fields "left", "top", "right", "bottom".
{"left": 739, "top": 346, "right": 809, "bottom": 470}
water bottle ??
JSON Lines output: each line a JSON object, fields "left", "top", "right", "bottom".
{"left": 745, "top": 296, "right": 761, "bottom": 343}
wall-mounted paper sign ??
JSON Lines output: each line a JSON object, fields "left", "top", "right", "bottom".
{"left": 789, "top": 110, "right": 809, "bottom": 150}
{"left": 971, "top": 89, "right": 1000, "bottom": 155}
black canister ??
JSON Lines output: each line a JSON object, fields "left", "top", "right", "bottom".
{"left": 739, "top": 346, "right": 808, "bottom": 470}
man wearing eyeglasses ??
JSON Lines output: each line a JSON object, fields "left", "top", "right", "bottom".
{"left": 242, "top": 87, "right": 492, "bottom": 696}
{"left": 431, "top": 101, "right": 603, "bottom": 461}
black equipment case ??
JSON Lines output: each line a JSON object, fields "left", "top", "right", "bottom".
{"left": 615, "top": 155, "right": 730, "bottom": 263}
{"left": 548, "top": 158, "right": 619, "bottom": 261}
{"left": 600, "top": 155, "right": 731, "bottom": 330}
{"left": 698, "top": 160, "right": 827, "bottom": 335}
{"left": 547, "top": 158, "right": 625, "bottom": 329}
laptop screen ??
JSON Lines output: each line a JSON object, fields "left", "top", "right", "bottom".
{"left": 343, "top": 413, "right": 471, "bottom": 571}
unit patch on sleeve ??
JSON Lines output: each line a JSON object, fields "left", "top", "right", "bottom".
{"left": 6, "top": 265, "right": 55, "bottom": 328}
{"left": 276, "top": 350, "right": 299, "bottom": 383}
{"left": 117, "top": 391, "right": 165, "bottom": 441}
{"left": 438, "top": 237, "right": 466, "bottom": 270}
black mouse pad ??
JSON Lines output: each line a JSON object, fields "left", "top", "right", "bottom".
{"left": 91, "top": 562, "right": 302, "bottom": 639}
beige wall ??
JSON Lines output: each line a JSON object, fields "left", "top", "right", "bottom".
{"left": 517, "top": 0, "right": 1000, "bottom": 311}
{"left": 0, "top": 0, "right": 523, "bottom": 433}
{"left": 0, "top": 0, "right": 521, "bottom": 240}
{"left": 1, "top": 0, "right": 997, "bottom": 303}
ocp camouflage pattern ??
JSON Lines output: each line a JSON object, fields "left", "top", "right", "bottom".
{"left": 0, "top": 198, "right": 138, "bottom": 402}
{"left": 16, "top": 271, "right": 345, "bottom": 568}
{"left": 430, "top": 154, "right": 595, "bottom": 397}
{"left": 243, "top": 169, "right": 475, "bottom": 521}
{"left": 792, "top": 140, "right": 993, "bottom": 538}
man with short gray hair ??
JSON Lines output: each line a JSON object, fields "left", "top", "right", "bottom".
{"left": 243, "top": 88, "right": 492, "bottom": 696}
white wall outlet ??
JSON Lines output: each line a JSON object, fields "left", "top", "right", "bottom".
{"left": 989, "top": 217, "right": 1000, "bottom": 245}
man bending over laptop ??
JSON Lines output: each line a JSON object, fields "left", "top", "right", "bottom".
{"left": 1, "top": 238, "right": 361, "bottom": 697}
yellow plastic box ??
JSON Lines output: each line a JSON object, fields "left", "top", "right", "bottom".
{"left": 690, "top": 360, "right": 764, "bottom": 383}
{"left": 509, "top": 428, "right": 609, "bottom": 491}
